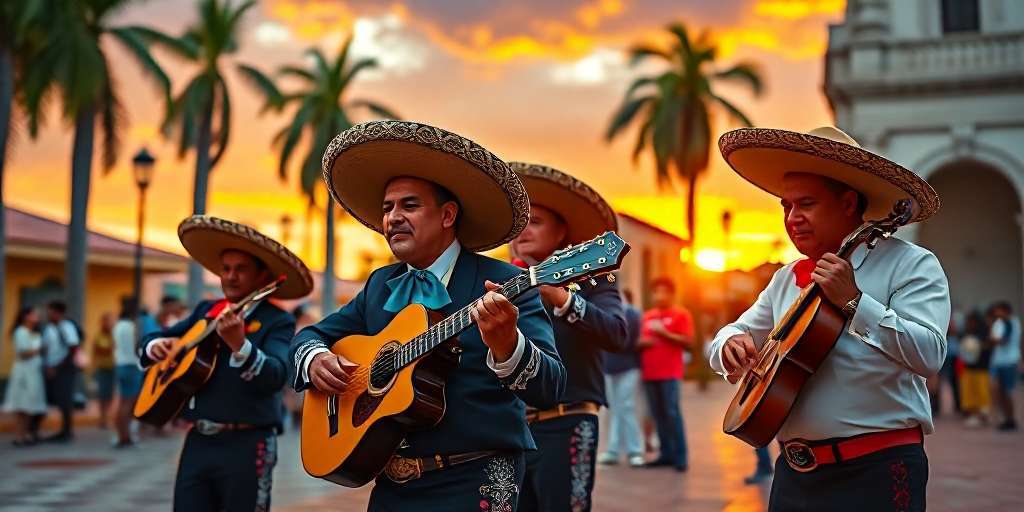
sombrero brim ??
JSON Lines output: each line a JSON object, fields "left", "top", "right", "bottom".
{"left": 719, "top": 128, "right": 939, "bottom": 223}
{"left": 322, "top": 121, "right": 529, "bottom": 252}
{"left": 178, "top": 216, "right": 314, "bottom": 300}
{"left": 510, "top": 162, "right": 617, "bottom": 244}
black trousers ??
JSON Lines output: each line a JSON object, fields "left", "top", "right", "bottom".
{"left": 769, "top": 444, "right": 928, "bottom": 512}
{"left": 45, "top": 364, "right": 77, "bottom": 436}
{"left": 520, "top": 414, "right": 599, "bottom": 512}
{"left": 174, "top": 428, "right": 278, "bottom": 512}
{"left": 370, "top": 452, "right": 525, "bottom": 512}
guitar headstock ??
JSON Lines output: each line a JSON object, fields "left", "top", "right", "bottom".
{"left": 840, "top": 199, "right": 914, "bottom": 255}
{"left": 530, "top": 232, "right": 630, "bottom": 288}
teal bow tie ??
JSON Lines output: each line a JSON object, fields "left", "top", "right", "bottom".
{"left": 383, "top": 269, "right": 453, "bottom": 313}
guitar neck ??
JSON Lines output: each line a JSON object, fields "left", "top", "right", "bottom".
{"left": 391, "top": 273, "right": 534, "bottom": 369}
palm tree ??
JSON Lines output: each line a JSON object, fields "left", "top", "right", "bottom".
{"left": 606, "top": 23, "right": 763, "bottom": 249}
{"left": 132, "top": 0, "right": 262, "bottom": 306}
{"left": 1, "top": 0, "right": 44, "bottom": 333}
{"left": 247, "top": 36, "right": 398, "bottom": 313}
{"left": 19, "top": 0, "right": 172, "bottom": 324}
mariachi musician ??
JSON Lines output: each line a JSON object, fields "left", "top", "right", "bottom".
{"left": 289, "top": 121, "right": 565, "bottom": 511}
{"left": 708, "top": 127, "right": 950, "bottom": 512}
{"left": 139, "top": 215, "right": 313, "bottom": 512}
{"left": 508, "top": 162, "right": 629, "bottom": 512}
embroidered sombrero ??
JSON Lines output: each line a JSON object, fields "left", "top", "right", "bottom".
{"left": 177, "top": 215, "right": 314, "bottom": 300}
{"left": 509, "top": 162, "right": 617, "bottom": 244}
{"left": 321, "top": 120, "right": 530, "bottom": 252}
{"left": 718, "top": 126, "right": 939, "bottom": 223}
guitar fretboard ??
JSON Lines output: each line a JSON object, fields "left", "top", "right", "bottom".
{"left": 388, "top": 273, "right": 532, "bottom": 371}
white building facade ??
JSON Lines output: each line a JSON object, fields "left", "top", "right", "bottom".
{"left": 826, "top": 0, "right": 1024, "bottom": 314}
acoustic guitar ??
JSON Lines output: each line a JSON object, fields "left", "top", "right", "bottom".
{"left": 722, "top": 200, "right": 914, "bottom": 447}
{"left": 133, "top": 276, "right": 285, "bottom": 426}
{"left": 301, "top": 232, "right": 629, "bottom": 487}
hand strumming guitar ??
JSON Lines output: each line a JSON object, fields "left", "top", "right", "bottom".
{"left": 148, "top": 338, "right": 177, "bottom": 361}
{"left": 472, "top": 280, "right": 520, "bottom": 363}
{"left": 310, "top": 353, "right": 359, "bottom": 395}
{"left": 215, "top": 310, "right": 247, "bottom": 353}
{"left": 721, "top": 332, "right": 758, "bottom": 384}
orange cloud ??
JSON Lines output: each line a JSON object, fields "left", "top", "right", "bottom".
{"left": 754, "top": 0, "right": 844, "bottom": 20}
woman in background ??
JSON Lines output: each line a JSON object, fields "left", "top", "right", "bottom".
{"left": 3, "top": 307, "right": 48, "bottom": 446}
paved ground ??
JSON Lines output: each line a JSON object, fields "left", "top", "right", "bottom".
{"left": 0, "top": 381, "right": 1020, "bottom": 511}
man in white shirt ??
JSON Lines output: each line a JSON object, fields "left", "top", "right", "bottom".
{"left": 710, "top": 126, "right": 950, "bottom": 512}
{"left": 41, "top": 300, "right": 81, "bottom": 442}
{"left": 989, "top": 301, "right": 1020, "bottom": 431}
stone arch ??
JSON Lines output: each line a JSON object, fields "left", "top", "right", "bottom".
{"left": 915, "top": 157, "right": 1023, "bottom": 316}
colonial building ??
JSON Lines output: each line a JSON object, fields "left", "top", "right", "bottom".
{"left": 826, "top": 0, "right": 1024, "bottom": 313}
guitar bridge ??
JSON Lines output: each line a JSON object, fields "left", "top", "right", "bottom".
{"left": 327, "top": 394, "right": 339, "bottom": 437}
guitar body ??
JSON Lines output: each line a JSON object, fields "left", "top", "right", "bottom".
{"left": 723, "top": 292, "right": 846, "bottom": 447}
{"left": 301, "top": 304, "right": 460, "bottom": 487}
{"left": 134, "top": 319, "right": 219, "bottom": 426}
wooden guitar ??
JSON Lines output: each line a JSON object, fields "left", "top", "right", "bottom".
{"left": 301, "top": 232, "right": 630, "bottom": 487}
{"left": 722, "top": 200, "right": 915, "bottom": 447}
{"left": 133, "top": 276, "right": 285, "bottom": 426}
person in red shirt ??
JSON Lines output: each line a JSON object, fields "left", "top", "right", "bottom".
{"left": 638, "top": 277, "right": 693, "bottom": 471}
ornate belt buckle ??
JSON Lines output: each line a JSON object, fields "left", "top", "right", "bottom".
{"left": 195, "top": 419, "right": 223, "bottom": 436}
{"left": 783, "top": 440, "right": 818, "bottom": 473}
{"left": 384, "top": 455, "right": 422, "bottom": 484}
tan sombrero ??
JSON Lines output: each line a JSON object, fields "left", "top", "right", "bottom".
{"left": 509, "top": 162, "right": 617, "bottom": 244}
{"left": 719, "top": 126, "right": 939, "bottom": 223}
{"left": 178, "top": 215, "right": 313, "bottom": 300}
{"left": 321, "top": 120, "right": 530, "bottom": 252}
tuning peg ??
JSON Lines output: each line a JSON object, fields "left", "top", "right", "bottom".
{"left": 567, "top": 283, "right": 581, "bottom": 292}
{"left": 589, "top": 278, "right": 597, "bottom": 286}
{"left": 606, "top": 274, "right": 616, "bottom": 283}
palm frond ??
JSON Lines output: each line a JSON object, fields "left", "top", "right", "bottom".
{"left": 278, "top": 98, "right": 314, "bottom": 178}
{"left": 237, "top": 63, "right": 283, "bottom": 113}
{"left": 711, "top": 93, "right": 754, "bottom": 127}
{"left": 347, "top": 99, "right": 399, "bottom": 120}
{"left": 713, "top": 63, "right": 764, "bottom": 96}
{"left": 278, "top": 65, "right": 316, "bottom": 83}
{"left": 107, "top": 27, "right": 172, "bottom": 107}
{"left": 342, "top": 58, "right": 378, "bottom": 87}
{"left": 125, "top": 25, "right": 199, "bottom": 60}
{"left": 628, "top": 44, "right": 671, "bottom": 66}
{"left": 668, "top": 23, "right": 693, "bottom": 61}
{"left": 605, "top": 94, "right": 654, "bottom": 141}
{"left": 98, "top": 59, "right": 125, "bottom": 172}
{"left": 210, "top": 74, "right": 231, "bottom": 168}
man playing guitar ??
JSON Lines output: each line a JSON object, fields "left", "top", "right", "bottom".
{"left": 709, "top": 127, "right": 950, "bottom": 511}
{"left": 508, "top": 162, "right": 629, "bottom": 511}
{"left": 290, "top": 121, "right": 565, "bottom": 511}
{"left": 140, "top": 215, "right": 313, "bottom": 512}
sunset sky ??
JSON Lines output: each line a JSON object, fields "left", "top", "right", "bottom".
{"left": 7, "top": 0, "right": 846, "bottom": 278}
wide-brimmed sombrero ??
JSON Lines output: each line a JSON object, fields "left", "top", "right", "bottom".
{"left": 718, "top": 126, "right": 939, "bottom": 223}
{"left": 509, "top": 162, "right": 617, "bottom": 244}
{"left": 178, "top": 215, "right": 313, "bottom": 300}
{"left": 321, "top": 120, "right": 530, "bottom": 252}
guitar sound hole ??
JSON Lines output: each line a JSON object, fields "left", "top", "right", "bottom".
{"left": 369, "top": 358, "right": 395, "bottom": 390}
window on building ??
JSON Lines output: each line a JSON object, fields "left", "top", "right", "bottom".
{"left": 942, "top": 0, "right": 981, "bottom": 33}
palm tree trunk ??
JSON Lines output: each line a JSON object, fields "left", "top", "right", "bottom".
{"left": 186, "top": 102, "right": 214, "bottom": 307}
{"left": 321, "top": 202, "right": 336, "bottom": 314}
{"left": 0, "top": 47, "right": 13, "bottom": 334}
{"left": 686, "top": 171, "right": 698, "bottom": 249}
{"left": 66, "top": 104, "right": 97, "bottom": 326}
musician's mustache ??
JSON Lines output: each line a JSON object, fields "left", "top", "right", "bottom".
{"left": 387, "top": 226, "right": 413, "bottom": 238}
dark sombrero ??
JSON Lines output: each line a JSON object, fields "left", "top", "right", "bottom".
{"left": 321, "top": 120, "right": 530, "bottom": 252}
{"left": 509, "top": 162, "right": 617, "bottom": 244}
{"left": 718, "top": 126, "right": 939, "bottom": 223}
{"left": 177, "top": 215, "right": 313, "bottom": 300}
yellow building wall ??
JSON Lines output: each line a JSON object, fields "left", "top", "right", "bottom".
{"left": 2, "top": 257, "right": 137, "bottom": 377}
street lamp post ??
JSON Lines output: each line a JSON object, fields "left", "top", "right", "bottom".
{"left": 132, "top": 148, "right": 156, "bottom": 318}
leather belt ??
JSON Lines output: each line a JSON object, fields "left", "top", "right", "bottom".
{"left": 384, "top": 450, "right": 500, "bottom": 483}
{"left": 192, "top": 419, "right": 271, "bottom": 436}
{"left": 526, "top": 401, "right": 600, "bottom": 424}
{"left": 780, "top": 427, "right": 923, "bottom": 473}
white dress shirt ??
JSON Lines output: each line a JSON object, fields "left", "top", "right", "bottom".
{"left": 302, "top": 239, "right": 527, "bottom": 382}
{"left": 42, "top": 320, "right": 80, "bottom": 368}
{"left": 707, "top": 236, "right": 950, "bottom": 441}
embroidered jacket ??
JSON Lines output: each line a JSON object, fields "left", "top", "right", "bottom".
{"left": 139, "top": 300, "right": 295, "bottom": 427}
{"left": 290, "top": 250, "right": 565, "bottom": 457}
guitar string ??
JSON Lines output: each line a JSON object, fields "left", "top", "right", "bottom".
{"left": 367, "top": 253, "right": 617, "bottom": 381}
